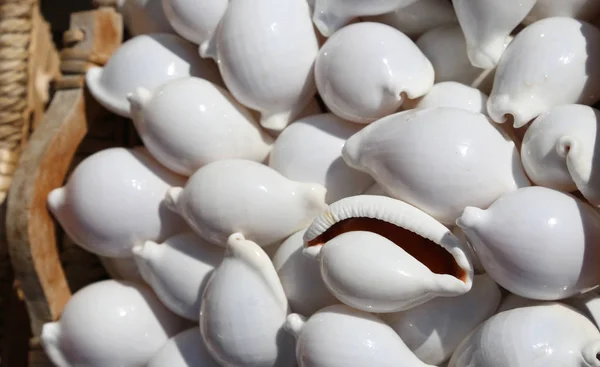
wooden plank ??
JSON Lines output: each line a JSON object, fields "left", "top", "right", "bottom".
{"left": 6, "top": 88, "right": 104, "bottom": 336}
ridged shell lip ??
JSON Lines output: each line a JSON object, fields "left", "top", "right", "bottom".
{"left": 304, "top": 195, "right": 474, "bottom": 284}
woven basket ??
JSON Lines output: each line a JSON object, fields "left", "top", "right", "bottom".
{"left": 5, "top": 5, "right": 128, "bottom": 366}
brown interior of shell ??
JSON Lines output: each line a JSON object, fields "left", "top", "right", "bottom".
{"left": 306, "top": 217, "right": 467, "bottom": 282}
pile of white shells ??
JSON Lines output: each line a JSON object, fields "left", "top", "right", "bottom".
{"left": 41, "top": 0, "right": 600, "bottom": 366}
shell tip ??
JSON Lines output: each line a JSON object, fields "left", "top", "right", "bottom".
{"left": 556, "top": 135, "right": 577, "bottom": 158}
{"left": 127, "top": 87, "right": 151, "bottom": 112}
{"left": 260, "top": 110, "right": 293, "bottom": 131}
{"left": 41, "top": 322, "right": 70, "bottom": 367}
{"left": 341, "top": 135, "right": 363, "bottom": 169}
{"left": 582, "top": 340, "right": 600, "bottom": 367}
{"left": 47, "top": 187, "right": 66, "bottom": 215}
{"left": 302, "top": 245, "right": 322, "bottom": 261}
{"left": 199, "top": 39, "right": 217, "bottom": 60}
{"left": 164, "top": 187, "right": 183, "bottom": 213}
{"left": 312, "top": 8, "right": 349, "bottom": 37}
{"left": 131, "top": 241, "right": 157, "bottom": 260}
{"left": 467, "top": 46, "right": 499, "bottom": 70}
{"left": 456, "top": 206, "right": 487, "bottom": 230}
{"left": 284, "top": 313, "right": 307, "bottom": 337}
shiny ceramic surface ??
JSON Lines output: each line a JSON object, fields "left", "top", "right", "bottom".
{"left": 416, "top": 26, "right": 495, "bottom": 90}
{"left": 316, "top": 22, "right": 433, "bottom": 124}
{"left": 381, "top": 274, "right": 501, "bottom": 365}
{"left": 47, "top": 147, "right": 188, "bottom": 258}
{"left": 487, "top": 17, "right": 600, "bottom": 128}
{"left": 146, "top": 327, "right": 219, "bottom": 367}
{"left": 303, "top": 195, "right": 473, "bottom": 313}
{"left": 457, "top": 186, "right": 600, "bottom": 300}
{"left": 285, "top": 304, "right": 433, "bottom": 367}
{"left": 449, "top": 303, "right": 600, "bottom": 367}
{"left": 86, "top": 33, "right": 222, "bottom": 117}
{"left": 312, "top": 0, "right": 420, "bottom": 37}
{"left": 269, "top": 113, "right": 373, "bottom": 203}
{"left": 41, "top": 280, "right": 187, "bottom": 367}
{"left": 133, "top": 232, "right": 224, "bottom": 321}
{"left": 272, "top": 229, "right": 338, "bottom": 317}
{"left": 129, "top": 77, "right": 273, "bottom": 176}
{"left": 165, "top": 159, "right": 327, "bottom": 247}
{"left": 215, "top": 0, "right": 319, "bottom": 131}
{"left": 521, "top": 104, "right": 600, "bottom": 206}
{"left": 403, "top": 82, "right": 488, "bottom": 115}
{"left": 200, "top": 233, "right": 295, "bottom": 366}
{"left": 162, "top": 0, "right": 227, "bottom": 56}
{"left": 342, "top": 107, "right": 530, "bottom": 225}
{"left": 452, "top": 0, "right": 535, "bottom": 69}
{"left": 365, "top": 0, "right": 457, "bottom": 40}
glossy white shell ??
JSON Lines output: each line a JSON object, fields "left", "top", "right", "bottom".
{"left": 117, "top": 0, "right": 174, "bottom": 36}
{"left": 41, "top": 280, "right": 187, "bottom": 367}
{"left": 272, "top": 229, "right": 337, "bottom": 317}
{"left": 342, "top": 107, "right": 530, "bottom": 225}
{"left": 133, "top": 233, "right": 224, "bottom": 321}
{"left": 403, "top": 82, "right": 489, "bottom": 115}
{"left": 269, "top": 113, "right": 373, "bottom": 203}
{"left": 86, "top": 33, "right": 221, "bottom": 117}
{"left": 162, "top": 0, "right": 227, "bottom": 54}
{"left": 304, "top": 195, "right": 474, "bottom": 313}
{"left": 365, "top": 0, "right": 457, "bottom": 40}
{"left": 457, "top": 186, "right": 600, "bottom": 300}
{"left": 524, "top": 0, "right": 600, "bottom": 24}
{"left": 416, "top": 26, "right": 495, "bottom": 90}
{"left": 200, "top": 233, "right": 295, "bottom": 366}
{"left": 165, "top": 159, "right": 327, "bottom": 247}
{"left": 521, "top": 104, "right": 600, "bottom": 205}
{"left": 312, "top": 0, "right": 420, "bottom": 37}
{"left": 146, "top": 327, "right": 219, "bottom": 367}
{"left": 452, "top": 0, "right": 535, "bottom": 69}
{"left": 129, "top": 77, "right": 273, "bottom": 175}
{"left": 381, "top": 274, "right": 501, "bottom": 365}
{"left": 315, "top": 22, "right": 433, "bottom": 124}
{"left": 215, "top": 0, "right": 318, "bottom": 131}
{"left": 487, "top": 17, "right": 600, "bottom": 128}
{"left": 284, "top": 304, "right": 432, "bottom": 367}
{"left": 99, "top": 256, "right": 145, "bottom": 284}
{"left": 449, "top": 303, "right": 600, "bottom": 367}
{"left": 47, "top": 147, "right": 188, "bottom": 258}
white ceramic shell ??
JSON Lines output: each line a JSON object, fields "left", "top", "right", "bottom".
{"left": 268, "top": 113, "right": 373, "bottom": 203}
{"left": 303, "top": 195, "right": 474, "bottom": 313}
{"left": 215, "top": 0, "right": 318, "bottom": 131}
{"left": 146, "top": 327, "right": 219, "bottom": 367}
{"left": 284, "top": 304, "right": 432, "bottom": 367}
{"left": 403, "top": 82, "right": 489, "bottom": 115}
{"left": 363, "top": 182, "right": 390, "bottom": 196}
{"left": 487, "top": 17, "right": 600, "bottom": 128}
{"left": 312, "top": 0, "right": 420, "bottom": 37}
{"left": 365, "top": 0, "right": 457, "bottom": 40}
{"left": 47, "top": 147, "right": 188, "bottom": 258}
{"left": 86, "top": 33, "right": 221, "bottom": 117}
{"left": 200, "top": 233, "right": 295, "bottom": 366}
{"left": 315, "top": 22, "right": 434, "bottom": 124}
{"left": 565, "top": 292, "right": 600, "bottom": 329}
{"left": 99, "top": 256, "right": 145, "bottom": 284}
{"left": 381, "top": 274, "right": 501, "bottom": 365}
{"left": 40, "top": 280, "right": 187, "bottom": 367}
{"left": 524, "top": 0, "right": 600, "bottom": 24}
{"left": 132, "top": 232, "right": 224, "bottom": 321}
{"left": 129, "top": 77, "right": 273, "bottom": 176}
{"left": 452, "top": 0, "right": 535, "bottom": 69}
{"left": 520, "top": 104, "right": 600, "bottom": 204}
{"left": 117, "top": 0, "right": 174, "bottom": 36}
{"left": 165, "top": 159, "right": 327, "bottom": 247}
{"left": 449, "top": 303, "right": 600, "bottom": 367}
{"left": 416, "top": 26, "right": 495, "bottom": 91}
{"left": 162, "top": 0, "right": 227, "bottom": 54}
{"left": 342, "top": 107, "right": 530, "bottom": 225}
{"left": 272, "top": 229, "right": 337, "bottom": 317}
{"left": 457, "top": 186, "right": 600, "bottom": 300}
